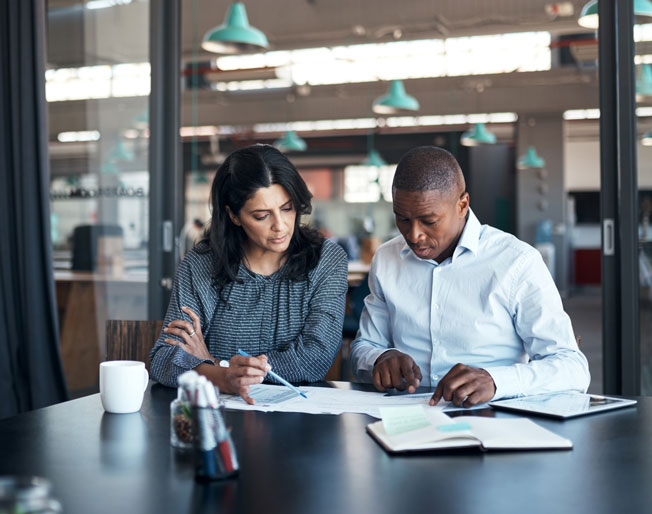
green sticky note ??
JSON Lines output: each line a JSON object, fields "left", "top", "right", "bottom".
{"left": 379, "top": 405, "right": 431, "bottom": 436}
{"left": 437, "top": 422, "right": 472, "bottom": 432}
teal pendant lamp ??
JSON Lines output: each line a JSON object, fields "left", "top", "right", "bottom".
{"left": 133, "top": 109, "right": 149, "bottom": 130}
{"left": 460, "top": 123, "right": 497, "bottom": 147}
{"left": 579, "top": 0, "right": 652, "bottom": 28}
{"left": 274, "top": 130, "right": 307, "bottom": 152}
{"left": 202, "top": 2, "right": 269, "bottom": 54}
{"left": 362, "top": 149, "right": 387, "bottom": 167}
{"left": 100, "top": 160, "right": 119, "bottom": 174}
{"left": 577, "top": 0, "right": 598, "bottom": 28}
{"left": 107, "top": 139, "right": 135, "bottom": 162}
{"left": 192, "top": 170, "right": 210, "bottom": 184}
{"left": 517, "top": 146, "right": 546, "bottom": 169}
{"left": 637, "top": 64, "right": 652, "bottom": 101}
{"left": 642, "top": 130, "right": 652, "bottom": 146}
{"left": 65, "top": 175, "right": 80, "bottom": 186}
{"left": 372, "top": 80, "right": 420, "bottom": 115}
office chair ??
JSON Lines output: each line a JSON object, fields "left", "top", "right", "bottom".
{"left": 105, "top": 320, "right": 163, "bottom": 370}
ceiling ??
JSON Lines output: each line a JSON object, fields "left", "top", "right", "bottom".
{"left": 46, "top": 0, "right": 647, "bottom": 164}
{"left": 180, "top": 0, "right": 592, "bottom": 52}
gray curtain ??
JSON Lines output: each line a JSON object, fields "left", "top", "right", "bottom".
{"left": 0, "top": 0, "right": 69, "bottom": 419}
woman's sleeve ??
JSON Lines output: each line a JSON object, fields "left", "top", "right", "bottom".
{"left": 266, "top": 243, "right": 348, "bottom": 382}
{"left": 149, "top": 253, "right": 216, "bottom": 387}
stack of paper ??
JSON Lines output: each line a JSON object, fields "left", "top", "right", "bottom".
{"left": 220, "top": 384, "right": 482, "bottom": 418}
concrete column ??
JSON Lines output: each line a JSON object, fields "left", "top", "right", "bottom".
{"left": 516, "top": 113, "right": 569, "bottom": 295}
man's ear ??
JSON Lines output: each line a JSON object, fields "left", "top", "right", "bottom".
{"left": 225, "top": 206, "right": 241, "bottom": 226}
{"left": 458, "top": 192, "right": 470, "bottom": 216}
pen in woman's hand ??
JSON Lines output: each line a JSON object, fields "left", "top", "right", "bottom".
{"left": 236, "top": 349, "right": 308, "bottom": 399}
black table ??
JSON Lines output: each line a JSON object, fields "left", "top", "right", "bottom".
{"left": 1, "top": 383, "right": 651, "bottom": 514}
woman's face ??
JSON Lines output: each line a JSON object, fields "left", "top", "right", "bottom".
{"left": 228, "top": 184, "right": 296, "bottom": 256}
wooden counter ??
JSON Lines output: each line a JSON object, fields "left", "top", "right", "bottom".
{"left": 55, "top": 270, "right": 147, "bottom": 394}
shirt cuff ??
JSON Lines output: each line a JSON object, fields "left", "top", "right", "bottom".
{"left": 172, "top": 345, "right": 215, "bottom": 369}
{"left": 482, "top": 365, "right": 521, "bottom": 400}
{"left": 353, "top": 347, "right": 392, "bottom": 382}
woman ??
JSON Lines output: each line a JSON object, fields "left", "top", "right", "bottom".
{"left": 149, "top": 144, "right": 348, "bottom": 403}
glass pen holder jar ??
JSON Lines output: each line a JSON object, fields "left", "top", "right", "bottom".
{"left": 170, "top": 398, "right": 194, "bottom": 450}
{"left": 192, "top": 405, "right": 239, "bottom": 481}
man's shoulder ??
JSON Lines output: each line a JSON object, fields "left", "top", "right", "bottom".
{"left": 374, "top": 235, "right": 406, "bottom": 258}
{"left": 368, "top": 235, "right": 411, "bottom": 278}
{"left": 477, "top": 224, "right": 540, "bottom": 265}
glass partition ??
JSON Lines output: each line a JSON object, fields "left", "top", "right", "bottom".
{"left": 47, "top": 0, "right": 150, "bottom": 396}
{"left": 638, "top": 42, "right": 652, "bottom": 393}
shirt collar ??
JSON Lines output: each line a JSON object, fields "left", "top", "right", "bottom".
{"left": 454, "top": 208, "right": 480, "bottom": 259}
{"left": 399, "top": 208, "right": 481, "bottom": 262}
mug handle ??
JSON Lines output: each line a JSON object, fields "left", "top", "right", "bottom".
{"left": 142, "top": 368, "right": 149, "bottom": 391}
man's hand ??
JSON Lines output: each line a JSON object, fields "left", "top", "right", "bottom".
{"left": 372, "top": 350, "right": 422, "bottom": 393}
{"left": 429, "top": 364, "right": 496, "bottom": 407}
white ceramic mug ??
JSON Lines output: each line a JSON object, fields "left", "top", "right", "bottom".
{"left": 99, "top": 360, "right": 149, "bottom": 414}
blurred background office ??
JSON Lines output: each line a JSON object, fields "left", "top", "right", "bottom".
{"left": 2, "top": 0, "right": 651, "bottom": 414}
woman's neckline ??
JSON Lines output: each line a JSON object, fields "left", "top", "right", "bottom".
{"left": 241, "top": 251, "right": 288, "bottom": 278}
{"left": 240, "top": 258, "right": 288, "bottom": 280}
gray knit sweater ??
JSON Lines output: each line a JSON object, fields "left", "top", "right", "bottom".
{"left": 149, "top": 238, "right": 348, "bottom": 387}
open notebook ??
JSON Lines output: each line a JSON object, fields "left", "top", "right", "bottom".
{"left": 367, "top": 407, "right": 572, "bottom": 453}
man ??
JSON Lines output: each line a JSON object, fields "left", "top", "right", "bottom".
{"left": 350, "top": 146, "right": 590, "bottom": 407}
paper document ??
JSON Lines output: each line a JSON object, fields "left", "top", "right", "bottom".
{"left": 248, "top": 387, "right": 299, "bottom": 404}
{"left": 220, "top": 384, "right": 487, "bottom": 418}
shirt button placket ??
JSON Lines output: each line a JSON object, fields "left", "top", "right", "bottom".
{"left": 430, "top": 266, "right": 441, "bottom": 388}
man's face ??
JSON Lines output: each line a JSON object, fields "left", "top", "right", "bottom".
{"left": 392, "top": 188, "right": 469, "bottom": 262}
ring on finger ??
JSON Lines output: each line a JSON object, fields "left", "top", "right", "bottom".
{"left": 188, "top": 330, "right": 196, "bottom": 337}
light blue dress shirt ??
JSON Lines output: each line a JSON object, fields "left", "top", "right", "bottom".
{"left": 350, "top": 209, "right": 590, "bottom": 400}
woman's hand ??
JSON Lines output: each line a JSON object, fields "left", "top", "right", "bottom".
{"left": 222, "top": 354, "right": 271, "bottom": 405}
{"left": 163, "top": 306, "right": 213, "bottom": 362}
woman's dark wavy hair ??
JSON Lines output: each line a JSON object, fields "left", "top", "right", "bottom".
{"left": 198, "top": 144, "right": 323, "bottom": 292}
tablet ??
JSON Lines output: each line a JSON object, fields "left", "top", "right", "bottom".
{"left": 489, "top": 392, "right": 637, "bottom": 419}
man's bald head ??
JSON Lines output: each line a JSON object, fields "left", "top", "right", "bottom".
{"left": 392, "top": 146, "right": 466, "bottom": 199}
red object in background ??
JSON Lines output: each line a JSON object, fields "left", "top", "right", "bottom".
{"left": 574, "top": 249, "right": 601, "bottom": 284}
{"left": 298, "top": 168, "right": 333, "bottom": 200}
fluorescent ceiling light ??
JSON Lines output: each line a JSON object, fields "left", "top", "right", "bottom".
{"left": 46, "top": 63, "right": 150, "bottom": 102}
{"left": 57, "top": 130, "right": 101, "bottom": 142}
{"left": 251, "top": 112, "right": 517, "bottom": 134}
{"left": 86, "top": 0, "right": 132, "bottom": 10}
{"left": 180, "top": 126, "right": 219, "bottom": 137}
{"left": 217, "top": 32, "right": 552, "bottom": 88}
{"left": 44, "top": 24, "right": 652, "bottom": 100}
{"left": 563, "top": 109, "right": 601, "bottom": 120}
{"left": 214, "top": 78, "right": 292, "bottom": 92}
{"left": 564, "top": 107, "right": 652, "bottom": 120}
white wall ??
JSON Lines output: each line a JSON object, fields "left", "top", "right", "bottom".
{"left": 564, "top": 139, "right": 652, "bottom": 190}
